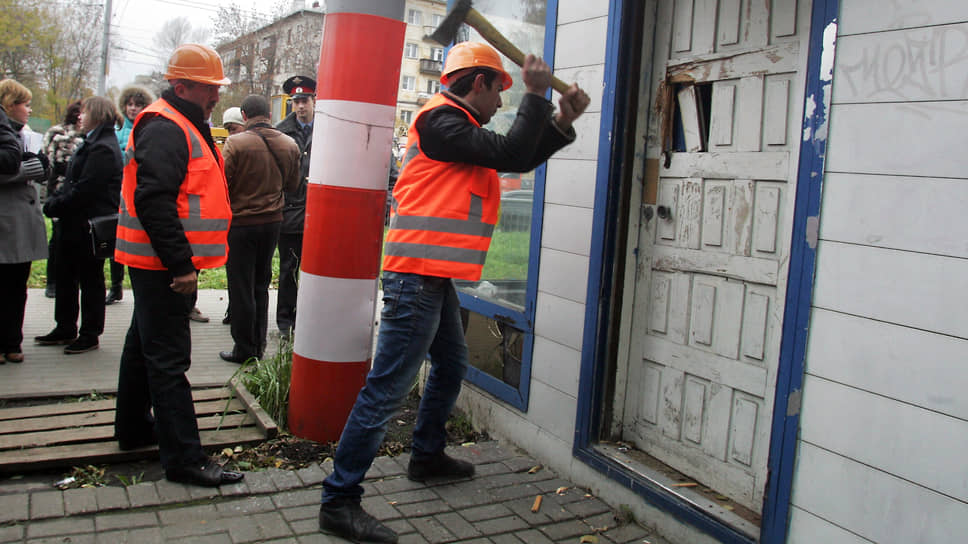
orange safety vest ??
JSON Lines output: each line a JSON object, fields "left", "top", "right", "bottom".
{"left": 115, "top": 99, "right": 231, "bottom": 271}
{"left": 383, "top": 94, "right": 500, "bottom": 281}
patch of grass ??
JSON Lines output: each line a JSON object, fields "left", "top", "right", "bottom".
{"left": 115, "top": 472, "right": 144, "bottom": 486}
{"left": 234, "top": 336, "right": 293, "bottom": 431}
{"left": 481, "top": 229, "right": 530, "bottom": 280}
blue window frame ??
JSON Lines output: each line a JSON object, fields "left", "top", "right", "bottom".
{"left": 446, "top": 0, "right": 559, "bottom": 411}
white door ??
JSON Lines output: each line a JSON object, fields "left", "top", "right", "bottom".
{"left": 618, "top": 0, "right": 810, "bottom": 513}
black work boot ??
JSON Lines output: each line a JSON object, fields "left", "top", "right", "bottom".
{"left": 407, "top": 451, "right": 475, "bottom": 482}
{"left": 319, "top": 500, "right": 397, "bottom": 543}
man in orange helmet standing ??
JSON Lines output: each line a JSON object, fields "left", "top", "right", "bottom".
{"left": 318, "top": 42, "right": 590, "bottom": 543}
{"left": 113, "top": 44, "right": 243, "bottom": 487}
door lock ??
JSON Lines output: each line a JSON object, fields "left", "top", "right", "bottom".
{"left": 656, "top": 205, "right": 673, "bottom": 221}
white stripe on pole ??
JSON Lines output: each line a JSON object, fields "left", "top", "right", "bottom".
{"left": 293, "top": 272, "right": 378, "bottom": 363}
{"left": 308, "top": 100, "right": 397, "bottom": 191}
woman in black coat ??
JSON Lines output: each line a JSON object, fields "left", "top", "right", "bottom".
{"left": 38, "top": 96, "right": 123, "bottom": 354}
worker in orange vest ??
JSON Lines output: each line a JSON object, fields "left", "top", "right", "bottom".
{"left": 318, "top": 42, "right": 590, "bottom": 542}
{"left": 113, "top": 44, "right": 243, "bottom": 488}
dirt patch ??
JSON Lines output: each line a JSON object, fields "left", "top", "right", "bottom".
{"left": 0, "top": 389, "right": 487, "bottom": 490}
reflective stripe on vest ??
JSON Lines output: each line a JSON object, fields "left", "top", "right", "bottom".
{"left": 115, "top": 99, "right": 231, "bottom": 271}
{"left": 382, "top": 93, "right": 500, "bottom": 281}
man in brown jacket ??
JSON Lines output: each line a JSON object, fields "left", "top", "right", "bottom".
{"left": 220, "top": 94, "right": 301, "bottom": 363}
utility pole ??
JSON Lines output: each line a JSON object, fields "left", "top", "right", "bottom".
{"left": 98, "top": 0, "right": 113, "bottom": 95}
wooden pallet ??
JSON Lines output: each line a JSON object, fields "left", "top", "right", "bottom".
{"left": 0, "top": 379, "right": 277, "bottom": 472}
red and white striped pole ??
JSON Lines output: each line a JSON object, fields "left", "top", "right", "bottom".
{"left": 288, "top": 1, "right": 406, "bottom": 443}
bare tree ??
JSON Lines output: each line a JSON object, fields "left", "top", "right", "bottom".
{"left": 37, "top": 2, "right": 103, "bottom": 121}
{"left": 154, "top": 17, "right": 211, "bottom": 61}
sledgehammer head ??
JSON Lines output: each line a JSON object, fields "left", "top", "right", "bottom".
{"left": 429, "top": 0, "right": 473, "bottom": 46}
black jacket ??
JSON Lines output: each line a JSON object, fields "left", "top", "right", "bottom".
{"left": 44, "top": 123, "right": 123, "bottom": 243}
{"left": 0, "top": 106, "right": 21, "bottom": 175}
{"left": 415, "top": 91, "right": 575, "bottom": 173}
{"left": 128, "top": 90, "right": 221, "bottom": 277}
{"left": 275, "top": 112, "right": 311, "bottom": 234}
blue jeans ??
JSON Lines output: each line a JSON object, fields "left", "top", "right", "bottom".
{"left": 321, "top": 271, "right": 469, "bottom": 503}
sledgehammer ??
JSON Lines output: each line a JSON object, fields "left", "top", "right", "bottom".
{"left": 429, "top": 0, "right": 572, "bottom": 94}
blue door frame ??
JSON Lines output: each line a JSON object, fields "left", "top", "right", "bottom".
{"left": 572, "top": 0, "right": 840, "bottom": 543}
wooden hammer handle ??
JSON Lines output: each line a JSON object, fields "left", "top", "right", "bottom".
{"left": 465, "top": 8, "right": 571, "bottom": 94}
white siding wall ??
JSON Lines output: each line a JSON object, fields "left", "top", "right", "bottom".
{"left": 791, "top": 2, "right": 968, "bottom": 541}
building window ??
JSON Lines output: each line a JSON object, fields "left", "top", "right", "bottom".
{"left": 407, "top": 9, "right": 422, "bottom": 25}
{"left": 426, "top": 80, "right": 440, "bottom": 94}
{"left": 431, "top": 47, "right": 444, "bottom": 61}
{"left": 401, "top": 75, "right": 415, "bottom": 91}
{"left": 432, "top": 13, "right": 444, "bottom": 27}
{"left": 400, "top": 110, "right": 413, "bottom": 124}
{"left": 404, "top": 42, "right": 419, "bottom": 59}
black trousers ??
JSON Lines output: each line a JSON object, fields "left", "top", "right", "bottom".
{"left": 276, "top": 232, "right": 302, "bottom": 334}
{"left": 53, "top": 239, "right": 105, "bottom": 339}
{"left": 115, "top": 267, "right": 204, "bottom": 470}
{"left": 108, "top": 259, "right": 125, "bottom": 288}
{"left": 226, "top": 221, "right": 280, "bottom": 359}
{"left": 0, "top": 262, "right": 31, "bottom": 353}
{"left": 46, "top": 220, "right": 60, "bottom": 287}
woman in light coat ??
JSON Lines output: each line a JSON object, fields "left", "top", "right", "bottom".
{"left": 0, "top": 79, "right": 50, "bottom": 363}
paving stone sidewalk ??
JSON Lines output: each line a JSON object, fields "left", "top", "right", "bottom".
{"left": 0, "top": 441, "right": 666, "bottom": 544}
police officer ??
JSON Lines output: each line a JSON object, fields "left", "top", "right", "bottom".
{"left": 274, "top": 75, "right": 315, "bottom": 339}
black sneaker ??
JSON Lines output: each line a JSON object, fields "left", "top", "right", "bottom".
{"left": 35, "top": 329, "right": 77, "bottom": 345}
{"left": 64, "top": 336, "right": 99, "bottom": 354}
{"left": 407, "top": 451, "right": 475, "bottom": 482}
{"left": 319, "top": 500, "right": 398, "bottom": 543}
{"left": 44, "top": 284, "right": 56, "bottom": 298}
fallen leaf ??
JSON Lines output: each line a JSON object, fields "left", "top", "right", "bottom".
{"left": 275, "top": 459, "right": 284, "bottom": 468}
{"left": 234, "top": 445, "right": 243, "bottom": 453}
{"left": 396, "top": 420, "right": 406, "bottom": 426}
{"left": 222, "top": 448, "right": 234, "bottom": 457}
{"left": 527, "top": 465, "right": 542, "bottom": 474}
{"left": 579, "top": 536, "right": 599, "bottom": 544}
{"left": 461, "top": 441, "right": 476, "bottom": 447}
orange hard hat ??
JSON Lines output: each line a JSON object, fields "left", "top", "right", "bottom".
{"left": 164, "top": 44, "right": 231, "bottom": 86}
{"left": 440, "top": 42, "right": 512, "bottom": 91}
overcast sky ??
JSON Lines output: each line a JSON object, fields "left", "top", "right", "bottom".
{"left": 106, "top": 0, "right": 278, "bottom": 89}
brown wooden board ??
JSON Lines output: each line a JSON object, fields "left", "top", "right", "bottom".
{"left": 0, "top": 385, "right": 274, "bottom": 473}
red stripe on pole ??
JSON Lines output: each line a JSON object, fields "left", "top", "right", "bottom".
{"left": 316, "top": 12, "right": 406, "bottom": 106}
{"left": 301, "top": 184, "right": 386, "bottom": 280}
{"left": 288, "top": 354, "right": 369, "bottom": 443}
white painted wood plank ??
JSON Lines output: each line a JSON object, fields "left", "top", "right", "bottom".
{"left": 545, "top": 158, "right": 597, "bottom": 209}
{"left": 737, "top": 76, "right": 764, "bottom": 151}
{"left": 649, "top": 274, "right": 672, "bottom": 334}
{"left": 537, "top": 248, "right": 589, "bottom": 304}
{"left": 662, "top": 152, "right": 791, "bottom": 181}
{"left": 676, "top": 179, "right": 703, "bottom": 249}
{"left": 553, "top": 64, "right": 605, "bottom": 114}
{"left": 659, "top": 365, "right": 684, "bottom": 439}
{"left": 668, "top": 41, "right": 801, "bottom": 80}
{"left": 531, "top": 336, "right": 581, "bottom": 398}
{"left": 683, "top": 376, "right": 707, "bottom": 444}
{"left": 717, "top": 0, "right": 741, "bottom": 46}
{"left": 729, "top": 393, "right": 759, "bottom": 466}
{"left": 656, "top": 180, "right": 680, "bottom": 242}
{"left": 641, "top": 335, "right": 767, "bottom": 396}
{"left": 833, "top": 24, "right": 968, "bottom": 103}
{"left": 651, "top": 245, "right": 779, "bottom": 285}
{"left": 792, "top": 442, "right": 968, "bottom": 543}
{"left": 702, "top": 181, "right": 727, "bottom": 247}
{"left": 813, "top": 241, "right": 968, "bottom": 339}
{"left": 534, "top": 292, "right": 585, "bottom": 351}
{"left": 741, "top": 291, "right": 769, "bottom": 361}
{"left": 551, "top": 112, "right": 600, "bottom": 161}
{"left": 825, "top": 101, "right": 968, "bottom": 179}
{"left": 555, "top": 0, "right": 609, "bottom": 25}
{"left": 819, "top": 173, "right": 968, "bottom": 259}
{"left": 764, "top": 78, "right": 790, "bottom": 146}
{"left": 691, "top": 0, "right": 718, "bottom": 55}
{"left": 801, "top": 375, "right": 968, "bottom": 502}
{"left": 728, "top": 179, "right": 754, "bottom": 257}
{"left": 647, "top": 271, "right": 691, "bottom": 345}
{"left": 701, "top": 376, "right": 732, "bottom": 461}
{"left": 742, "top": 0, "right": 770, "bottom": 48}
{"left": 839, "top": 2, "right": 968, "bottom": 36}
{"left": 673, "top": 0, "right": 695, "bottom": 53}
{"left": 806, "top": 308, "right": 968, "bottom": 421}
{"left": 753, "top": 185, "right": 780, "bottom": 254}
{"left": 772, "top": 0, "right": 799, "bottom": 39}
{"left": 632, "top": 360, "right": 662, "bottom": 425}
{"left": 788, "top": 506, "right": 875, "bottom": 544}
{"left": 709, "top": 82, "right": 736, "bottom": 147}
{"left": 690, "top": 282, "right": 716, "bottom": 346}
{"left": 677, "top": 86, "right": 704, "bottom": 152}
{"left": 554, "top": 16, "right": 608, "bottom": 69}
{"left": 541, "top": 203, "right": 593, "bottom": 256}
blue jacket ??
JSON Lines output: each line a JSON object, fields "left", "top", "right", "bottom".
{"left": 116, "top": 116, "right": 134, "bottom": 149}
